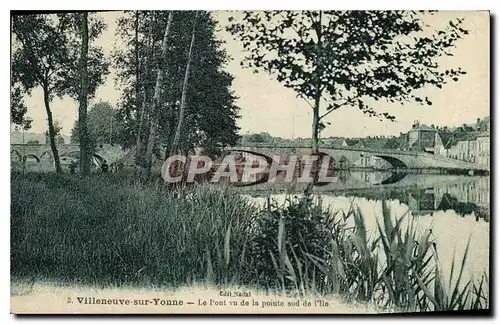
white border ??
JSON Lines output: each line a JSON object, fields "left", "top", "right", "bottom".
{"left": 1, "top": 1, "right": 498, "bottom": 324}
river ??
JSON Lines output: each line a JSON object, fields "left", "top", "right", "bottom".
{"left": 241, "top": 171, "right": 490, "bottom": 286}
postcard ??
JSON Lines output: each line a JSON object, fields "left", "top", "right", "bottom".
{"left": 10, "top": 10, "right": 490, "bottom": 315}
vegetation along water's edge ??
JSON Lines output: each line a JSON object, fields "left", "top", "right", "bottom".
{"left": 11, "top": 172, "right": 489, "bottom": 313}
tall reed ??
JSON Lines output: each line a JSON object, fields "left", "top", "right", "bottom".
{"left": 11, "top": 172, "right": 489, "bottom": 311}
{"left": 251, "top": 194, "right": 489, "bottom": 312}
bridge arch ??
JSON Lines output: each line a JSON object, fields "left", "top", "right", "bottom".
{"left": 221, "top": 149, "right": 274, "bottom": 187}
{"left": 222, "top": 149, "right": 274, "bottom": 166}
{"left": 373, "top": 155, "right": 408, "bottom": 169}
{"left": 11, "top": 149, "right": 22, "bottom": 161}
{"left": 10, "top": 149, "right": 41, "bottom": 163}
{"left": 25, "top": 154, "right": 40, "bottom": 163}
{"left": 60, "top": 151, "right": 108, "bottom": 167}
{"left": 39, "top": 151, "right": 53, "bottom": 163}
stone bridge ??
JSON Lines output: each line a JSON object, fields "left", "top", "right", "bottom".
{"left": 12, "top": 143, "right": 488, "bottom": 173}
{"left": 226, "top": 144, "right": 488, "bottom": 173}
{"left": 10, "top": 144, "right": 128, "bottom": 166}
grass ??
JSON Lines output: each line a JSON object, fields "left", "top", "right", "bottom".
{"left": 11, "top": 172, "right": 258, "bottom": 287}
{"left": 10, "top": 172, "right": 489, "bottom": 312}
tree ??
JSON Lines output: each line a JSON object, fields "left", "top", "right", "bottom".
{"left": 12, "top": 13, "right": 109, "bottom": 173}
{"left": 170, "top": 12, "right": 197, "bottom": 155}
{"left": 143, "top": 11, "right": 174, "bottom": 178}
{"left": 45, "top": 120, "right": 63, "bottom": 144}
{"left": 167, "top": 11, "right": 241, "bottom": 156}
{"left": 133, "top": 11, "right": 155, "bottom": 177}
{"left": 11, "top": 82, "right": 32, "bottom": 129}
{"left": 248, "top": 133, "right": 264, "bottom": 143}
{"left": 228, "top": 11, "right": 469, "bottom": 153}
{"left": 78, "top": 12, "right": 91, "bottom": 175}
{"left": 12, "top": 14, "right": 69, "bottom": 173}
{"left": 70, "top": 102, "right": 122, "bottom": 145}
{"left": 113, "top": 11, "right": 240, "bottom": 167}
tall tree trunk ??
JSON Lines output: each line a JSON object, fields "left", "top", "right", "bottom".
{"left": 143, "top": 11, "right": 174, "bottom": 178}
{"left": 170, "top": 13, "right": 198, "bottom": 156}
{"left": 79, "top": 12, "right": 91, "bottom": 176}
{"left": 134, "top": 14, "right": 153, "bottom": 176}
{"left": 311, "top": 11, "right": 322, "bottom": 155}
{"left": 163, "top": 117, "right": 173, "bottom": 160}
{"left": 135, "top": 11, "right": 140, "bottom": 112}
{"left": 310, "top": 11, "right": 323, "bottom": 185}
{"left": 134, "top": 10, "right": 141, "bottom": 155}
{"left": 312, "top": 98, "right": 320, "bottom": 154}
{"left": 43, "top": 87, "right": 62, "bottom": 173}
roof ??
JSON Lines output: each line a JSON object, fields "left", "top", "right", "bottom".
{"left": 384, "top": 136, "right": 407, "bottom": 150}
{"left": 363, "top": 138, "right": 389, "bottom": 149}
{"left": 328, "top": 139, "right": 347, "bottom": 146}
{"left": 410, "top": 124, "right": 436, "bottom": 131}
{"left": 439, "top": 132, "right": 454, "bottom": 148}
{"left": 441, "top": 131, "right": 489, "bottom": 149}
{"left": 345, "top": 139, "right": 364, "bottom": 147}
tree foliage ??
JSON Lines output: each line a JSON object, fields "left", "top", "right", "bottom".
{"left": 228, "top": 11, "right": 469, "bottom": 151}
{"left": 70, "top": 102, "right": 122, "bottom": 145}
{"left": 113, "top": 11, "right": 240, "bottom": 157}
{"left": 12, "top": 14, "right": 108, "bottom": 101}
{"left": 11, "top": 83, "right": 31, "bottom": 129}
{"left": 12, "top": 12, "right": 109, "bottom": 172}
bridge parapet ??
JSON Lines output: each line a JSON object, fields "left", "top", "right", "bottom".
{"left": 227, "top": 145, "right": 488, "bottom": 172}
{"left": 11, "top": 143, "right": 128, "bottom": 165}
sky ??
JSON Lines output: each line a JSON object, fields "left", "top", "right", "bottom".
{"left": 14, "top": 11, "right": 490, "bottom": 139}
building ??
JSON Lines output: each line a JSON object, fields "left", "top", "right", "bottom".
{"left": 468, "top": 140, "right": 478, "bottom": 163}
{"left": 477, "top": 136, "right": 490, "bottom": 168}
{"left": 450, "top": 139, "right": 479, "bottom": 163}
{"left": 443, "top": 131, "right": 489, "bottom": 168}
{"left": 407, "top": 120, "right": 445, "bottom": 154}
{"left": 456, "top": 140, "right": 470, "bottom": 161}
{"left": 447, "top": 144, "right": 459, "bottom": 160}
{"left": 476, "top": 116, "right": 490, "bottom": 132}
{"left": 327, "top": 138, "right": 348, "bottom": 147}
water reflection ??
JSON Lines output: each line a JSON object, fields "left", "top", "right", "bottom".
{"left": 342, "top": 173, "right": 490, "bottom": 222}
{"left": 243, "top": 172, "right": 490, "bottom": 287}
{"left": 244, "top": 171, "right": 490, "bottom": 223}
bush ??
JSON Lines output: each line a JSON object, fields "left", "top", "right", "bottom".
{"left": 248, "top": 196, "right": 332, "bottom": 291}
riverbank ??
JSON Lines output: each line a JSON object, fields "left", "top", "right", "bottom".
{"left": 11, "top": 172, "right": 489, "bottom": 313}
